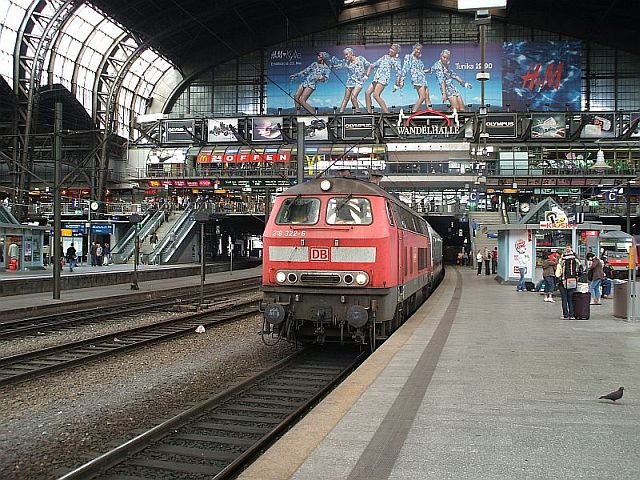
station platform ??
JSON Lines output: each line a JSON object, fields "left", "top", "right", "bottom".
{"left": 0, "top": 257, "right": 260, "bottom": 298}
{"left": 239, "top": 266, "right": 640, "bottom": 480}
{"left": 0, "top": 263, "right": 262, "bottom": 321}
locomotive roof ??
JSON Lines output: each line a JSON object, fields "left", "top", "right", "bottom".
{"left": 280, "top": 177, "right": 440, "bottom": 239}
{"left": 281, "top": 177, "right": 400, "bottom": 203}
{"left": 282, "top": 177, "right": 387, "bottom": 196}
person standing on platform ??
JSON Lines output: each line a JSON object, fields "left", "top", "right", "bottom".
{"left": 601, "top": 258, "right": 613, "bottom": 298}
{"left": 516, "top": 252, "right": 528, "bottom": 291}
{"left": 150, "top": 232, "right": 158, "bottom": 249}
{"left": 66, "top": 243, "right": 77, "bottom": 272}
{"left": 557, "top": 246, "right": 579, "bottom": 319}
{"left": 96, "top": 243, "right": 103, "bottom": 267}
{"left": 484, "top": 248, "right": 491, "bottom": 276}
{"left": 90, "top": 242, "right": 97, "bottom": 266}
{"left": 542, "top": 251, "right": 557, "bottom": 303}
{"left": 491, "top": 247, "right": 498, "bottom": 274}
{"left": 476, "top": 250, "right": 484, "bottom": 275}
{"left": 0, "top": 237, "right": 4, "bottom": 263}
{"left": 103, "top": 243, "right": 111, "bottom": 265}
{"left": 586, "top": 252, "right": 604, "bottom": 305}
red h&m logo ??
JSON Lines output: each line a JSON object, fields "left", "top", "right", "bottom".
{"left": 310, "top": 247, "right": 330, "bottom": 261}
{"left": 521, "top": 62, "right": 564, "bottom": 91}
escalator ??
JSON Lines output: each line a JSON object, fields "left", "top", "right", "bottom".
{"left": 110, "top": 210, "right": 163, "bottom": 264}
{"left": 147, "top": 206, "right": 197, "bottom": 265}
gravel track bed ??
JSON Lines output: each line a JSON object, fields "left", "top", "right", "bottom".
{"left": 0, "top": 314, "right": 298, "bottom": 480}
{"left": 0, "top": 293, "right": 259, "bottom": 357}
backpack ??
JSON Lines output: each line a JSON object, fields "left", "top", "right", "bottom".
{"left": 563, "top": 257, "right": 578, "bottom": 279}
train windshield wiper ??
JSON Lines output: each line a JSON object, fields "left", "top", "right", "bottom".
{"left": 336, "top": 193, "right": 353, "bottom": 214}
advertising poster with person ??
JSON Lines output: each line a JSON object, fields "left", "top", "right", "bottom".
{"left": 508, "top": 235, "right": 532, "bottom": 277}
{"left": 266, "top": 43, "right": 502, "bottom": 114}
{"left": 266, "top": 41, "right": 581, "bottom": 114}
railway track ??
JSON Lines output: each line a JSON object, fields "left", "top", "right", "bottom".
{"left": 0, "top": 277, "right": 260, "bottom": 339}
{"left": 58, "top": 347, "right": 367, "bottom": 480}
{"left": 0, "top": 297, "right": 259, "bottom": 386}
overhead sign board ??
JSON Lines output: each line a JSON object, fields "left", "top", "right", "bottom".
{"left": 485, "top": 113, "right": 517, "bottom": 138}
{"left": 342, "top": 115, "right": 375, "bottom": 140}
{"left": 207, "top": 119, "right": 239, "bottom": 142}
{"left": 252, "top": 117, "right": 283, "bottom": 141}
{"left": 162, "top": 120, "right": 196, "bottom": 143}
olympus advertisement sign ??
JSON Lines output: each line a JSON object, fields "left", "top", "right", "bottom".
{"left": 163, "top": 120, "right": 196, "bottom": 143}
{"left": 342, "top": 115, "right": 375, "bottom": 140}
{"left": 484, "top": 113, "right": 517, "bottom": 138}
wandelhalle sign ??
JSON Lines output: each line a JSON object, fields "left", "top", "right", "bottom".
{"left": 392, "top": 108, "right": 461, "bottom": 138}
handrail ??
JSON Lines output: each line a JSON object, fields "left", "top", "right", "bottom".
{"left": 147, "top": 205, "right": 196, "bottom": 265}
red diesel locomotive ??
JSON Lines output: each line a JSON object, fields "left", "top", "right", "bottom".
{"left": 261, "top": 175, "right": 443, "bottom": 348}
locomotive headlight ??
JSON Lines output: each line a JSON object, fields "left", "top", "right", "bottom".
{"left": 355, "top": 272, "right": 369, "bottom": 285}
{"left": 275, "top": 271, "right": 286, "bottom": 283}
{"left": 320, "top": 179, "right": 332, "bottom": 191}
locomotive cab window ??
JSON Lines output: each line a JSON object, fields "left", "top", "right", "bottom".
{"left": 327, "top": 197, "right": 372, "bottom": 225}
{"left": 276, "top": 197, "right": 320, "bottom": 225}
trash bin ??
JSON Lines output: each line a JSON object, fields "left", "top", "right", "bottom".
{"left": 613, "top": 281, "right": 628, "bottom": 318}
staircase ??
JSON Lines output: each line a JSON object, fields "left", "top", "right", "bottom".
{"left": 470, "top": 210, "right": 503, "bottom": 262}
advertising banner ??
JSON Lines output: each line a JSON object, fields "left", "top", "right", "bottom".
{"left": 342, "top": 115, "right": 375, "bottom": 139}
{"left": 207, "top": 119, "right": 239, "bottom": 142}
{"left": 266, "top": 43, "right": 502, "bottom": 113}
{"left": 266, "top": 41, "right": 581, "bottom": 114}
{"left": 507, "top": 232, "right": 532, "bottom": 278}
{"left": 502, "top": 41, "right": 581, "bottom": 111}
{"left": 251, "top": 117, "right": 283, "bottom": 141}
{"left": 485, "top": 113, "right": 517, "bottom": 138}
{"left": 146, "top": 148, "right": 188, "bottom": 165}
{"left": 530, "top": 113, "right": 567, "bottom": 138}
{"left": 580, "top": 113, "right": 616, "bottom": 138}
{"left": 628, "top": 112, "right": 640, "bottom": 137}
{"left": 297, "top": 116, "right": 329, "bottom": 140}
{"left": 163, "top": 120, "right": 195, "bottom": 143}
{"left": 197, "top": 151, "right": 291, "bottom": 163}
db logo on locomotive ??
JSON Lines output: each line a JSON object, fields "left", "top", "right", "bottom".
{"left": 310, "top": 247, "right": 330, "bottom": 261}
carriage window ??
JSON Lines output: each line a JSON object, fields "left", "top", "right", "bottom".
{"left": 326, "top": 197, "right": 372, "bottom": 225}
{"left": 275, "top": 197, "right": 320, "bottom": 225}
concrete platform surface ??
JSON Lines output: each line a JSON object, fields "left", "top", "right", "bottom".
{"left": 238, "top": 267, "right": 640, "bottom": 480}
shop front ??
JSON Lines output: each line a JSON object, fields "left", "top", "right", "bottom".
{"left": 494, "top": 223, "right": 621, "bottom": 284}
{"left": 0, "top": 224, "right": 47, "bottom": 271}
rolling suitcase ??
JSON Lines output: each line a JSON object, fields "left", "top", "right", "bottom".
{"left": 572, "top": 291, "right": 591, "bottom": 319}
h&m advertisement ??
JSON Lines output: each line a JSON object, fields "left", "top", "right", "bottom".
{"left": 266, "top": 41, "right": 581, "bottom": 114}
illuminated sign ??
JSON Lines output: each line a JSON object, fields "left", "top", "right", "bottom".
{"left": 196, "top": 152, "right": 291, "bottom": 163}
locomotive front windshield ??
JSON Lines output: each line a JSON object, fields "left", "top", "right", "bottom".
{"left": 276, "top": 197, "right": 320, "bottom": 224}
{"left": 327, "top": 197, "right": 372, "bottom": 225}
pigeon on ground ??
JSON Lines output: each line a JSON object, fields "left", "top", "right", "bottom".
{"left": 599, "top": 386, "right": 624, "bottom": 402}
